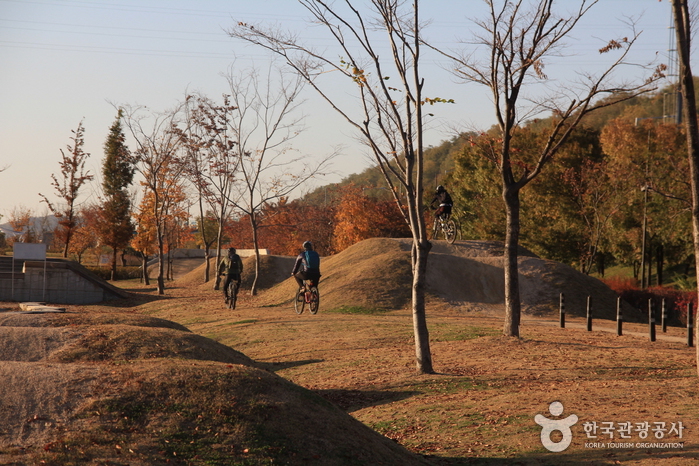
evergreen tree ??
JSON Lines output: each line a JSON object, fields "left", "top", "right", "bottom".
{"left": 99, "top": 110, "right": 135, "bottom": 280}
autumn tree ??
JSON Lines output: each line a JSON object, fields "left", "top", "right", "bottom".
{"left": 39, "top": 121, "right": 94, "bottom": 257}
{"left": 332, "top": 184, "right": 410, "bottom": 252}
{"left": 131, "top": 190, "right": 159, "bottom": 286}
{"left": 600, "top": 118, "right": 691, "bottom": 284}
{"left": 121, "top": 105, "right": 185, "bottom": 295}
{"left": 70, "top": 206, "right": 100, "bottom": 264}
{"left": 98, "top": 110, "right": 135, "bottom": 280}
{"left": 437, "top": 0, "right": 662, "bottom": 337}
{"left": 178, "top": 94, "right": 240, "bottom": 284}
{"left": 231, "top": 0, "right": 437, "bottom": 373}
{"left": 7, "top": 206, "right": 35, "bottom": 245}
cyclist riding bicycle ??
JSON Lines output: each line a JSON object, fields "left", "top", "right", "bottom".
{"left": 430, "top": 185, "right": 453, "bottom": 219}
{"left": 218, "top": 247, "right": 244, "bottom": 302}
{"left": 291, "top": 241, "right": 321, "bottom": 293}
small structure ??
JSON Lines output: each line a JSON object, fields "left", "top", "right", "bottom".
{"left": 0, "top": 246, "right": 128, "bottom": 305}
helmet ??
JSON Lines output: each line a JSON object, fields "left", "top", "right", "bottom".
{"left": 436, "top": 185, "right": 445, "bottom": 193}
{"left": 303, "top": 241, "right": 313, "bottom": 250}
{"left": 228, "top": 247, "right": 236, "bottom": 254}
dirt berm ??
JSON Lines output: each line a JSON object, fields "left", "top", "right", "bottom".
{"left": 230, "top": 238, "right": 633, "bottom": 320}
{"left": 0, "top": 310, "right": 428, "bottom": 465}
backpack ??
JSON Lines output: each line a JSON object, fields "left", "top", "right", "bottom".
{"left": 304, "top": 250, "right": 320, "bottom": 270}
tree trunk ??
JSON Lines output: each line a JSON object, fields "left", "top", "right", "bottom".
{"left": 141, "top": 253, "right": 150, "bottom": 286}
{"left": 411, "top": 238, "right": 433, "bottom": 374}
{"left": 213, "top": 213, "right": 225, "bottom": 290}
{"left": 157, "top": 236, "right": 165, "bottom": 295}
{"left": 110, "top": 247, "right": 118, "bottom": 281}
{"left": 249, "top": 215, "right": 260, "bottom": 296}
{"left": 204, "top": 247, "right": 211, "bottom": 283}
{"left": 671, "top": 0, "right": 699, "bottom": 376}
{"left": 503, "top": 186, "right": 522, "bottom": 337}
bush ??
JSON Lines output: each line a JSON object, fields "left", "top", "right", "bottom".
{"left": 85, "top": 266, "right": 143, "bottom": 281}
{"left": 602, "top": 277, "right": 696, "bottom": 326}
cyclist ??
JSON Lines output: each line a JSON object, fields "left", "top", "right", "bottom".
{"left": 291, "top": 241, "right": 321, "bottom": 293}
{"left": 430, "top": 185, "right": 453, "bottom": 220}
{"left": 218, "top": 247, "right": 244, "bottom": 303}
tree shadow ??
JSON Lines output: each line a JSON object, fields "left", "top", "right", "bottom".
{"left": 257, "top": 358, "right": 325, "bottom": 372}
{"left": 313, "top": 388, "right": 420, "bottom": 412}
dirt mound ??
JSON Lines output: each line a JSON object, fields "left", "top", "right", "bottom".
{"left": 247, "top": 238, "right": 626, "bottom": 318}
{"left": 256, "top": 238, "right": 413, "bottom": 311}
{"left": 177, "top": 255, "right": 297, "bottom": 291}
{"left": 0, "top": 309, "right": 426, "bottom": 465}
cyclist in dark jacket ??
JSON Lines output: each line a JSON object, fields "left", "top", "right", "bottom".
{"left": 291, "top": 241, "right": 321, "bottom": 291}
{"left": 218, "top": 247, "right": 243, "bottom": 300}
{"left": 430, "top": 185, "right": 453, "bottom": 219}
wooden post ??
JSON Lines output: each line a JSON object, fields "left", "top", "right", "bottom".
{"left": 616, "top": 297, "right": 623, "bottom": 336}
{"left": 688, "top": 302, "right": 694, "bottom": 348}
{"left": 586, "top": 296, "right": 592, "bottom": 332}
{"left": 661, "top": 298, "right": 667, "bottom": 333}
{"left": 649, "top": 299, "right": 656, "bottom": 342}
{"left": 559, "top": 293, "right": 565, "bottom": 328}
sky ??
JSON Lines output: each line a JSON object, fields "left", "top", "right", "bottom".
{"left": 0, "top": 0, "right": 683, "bottom": 221}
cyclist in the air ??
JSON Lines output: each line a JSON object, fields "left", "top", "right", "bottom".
{"left": 218, "top": 247, "right": 244, "bottom": 303}
{"left": 291, "top": 241, "right": 321, "bottom": 293}
{"left": 430, "top": 185, "right": 453, "bottom": 220}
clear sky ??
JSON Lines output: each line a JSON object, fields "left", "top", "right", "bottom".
{"left": 0, "top": 0, "right": 680, "bottom": 220}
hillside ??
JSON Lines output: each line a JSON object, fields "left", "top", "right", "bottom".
{"left": 183, "top": 238, "right": 633, "bottom": 320}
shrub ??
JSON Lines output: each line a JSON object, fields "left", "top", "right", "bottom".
{"left": 84, "top": 266, "right": 143, "bottom": 281}
{"left": 601, "top": 277, "right": 696, "bottom": 326}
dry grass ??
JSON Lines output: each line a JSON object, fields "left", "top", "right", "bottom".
{"left": 1, "top": 238, "right": 698, "bottom": 465}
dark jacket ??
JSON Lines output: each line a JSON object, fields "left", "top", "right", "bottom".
{"left": 218, "top": 254, "right": 244, "bottom": 276}
{"left": 431, "top": 190, "right": 453, "bottom": 208}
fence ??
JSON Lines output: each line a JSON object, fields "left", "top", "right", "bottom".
{"left": 558, "top": 292, "right": 694, "bottom": 347}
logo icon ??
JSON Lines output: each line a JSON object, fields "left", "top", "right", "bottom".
{"left": 535, "top": 401, "right": 578, "bottom": 452}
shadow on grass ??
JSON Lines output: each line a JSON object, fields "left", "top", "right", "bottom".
{"left": 423, "top": 443, "right": 698, "bottom": 465}
{"left": 257, "top": 358, "right": 325, "bottom": 372}
{"left": 314, "top": 388, "right": 420, "bottom": 412}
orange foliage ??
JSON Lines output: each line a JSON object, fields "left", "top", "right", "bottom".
{"left": 331, "top": 184, "right": 409, "bottom": 252}
{"left": 223, "top": 185, "right": 410, "bottom": 256}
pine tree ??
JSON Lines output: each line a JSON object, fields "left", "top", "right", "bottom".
{"left": 99, "top": 110, "right": 135, "bottom": 280}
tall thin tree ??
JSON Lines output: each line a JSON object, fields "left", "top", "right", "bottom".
{"left": 230, "top": 0, "right": 436, "bottom": 373}
{"left": 40, "top": 121, "right": 94, "bottom": 257}
{"left": 99, "top": 110, "right": 135, "bottom": 280}
{"left": 670, "top": 0, "right": 699, "bottom": 374}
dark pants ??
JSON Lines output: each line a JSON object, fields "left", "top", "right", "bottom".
{"left": 294, "top": 270, "right": 320, "bottom": 289}
{"left": 434, "top": 205, "right": 452, "bottom": 219}
{"left": 223, "top": 273, "right": 241, "bottom": 297}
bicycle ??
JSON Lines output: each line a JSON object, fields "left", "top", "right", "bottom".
{"left": 294, "top": 280, "right": 319, "bottom": 315}
{"left": 224, "top": 277, "right": 240, "bottom": 310}
{"left": 432, "top": 213, "right": 458, "bottom": 244}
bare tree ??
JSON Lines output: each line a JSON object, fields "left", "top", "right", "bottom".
{"left": 669, "top": 0, "right": 699, "bottom": 374}
{"left": 222, "top": 64, "right": 332, "bottom": 296}
{"left": 435, "top": 0, "right": 663, "bottom": 337}
{"left": 230, "top": 0, "right": 437, "bottom": 373}
{"left": 178, "top": 93, "right": 240, "bottom": 285}
{"left": 121, "top": 104, "right": 185, "bottom": 295}
{"left": 39, "top": 121, "right": 94, "bottom": 257}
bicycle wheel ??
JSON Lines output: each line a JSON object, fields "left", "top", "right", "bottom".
{"left": 445, "top": 219, "right": 457, "bottom": 244}
{"left": 294, "top": 288, "right": 305, "bottom": 314}
{"left": 431, "top": 219, "right": 438, "bottom": 240}
{"left": 309, "top": 287, "right": 320, "bottom": 314}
